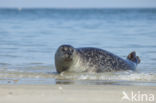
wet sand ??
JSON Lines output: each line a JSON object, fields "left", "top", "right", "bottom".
{"left": 0, "top": 84, "right": 155, "bottom": 103}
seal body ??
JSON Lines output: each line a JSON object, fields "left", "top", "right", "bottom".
{"left": 55, "top": 45, "right": 141, "bottom": 73}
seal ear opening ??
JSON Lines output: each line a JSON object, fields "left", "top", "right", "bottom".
{"left": 127, "top": 51, "right": 141, "bottom": 64}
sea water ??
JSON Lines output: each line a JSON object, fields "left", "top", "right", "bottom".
{"left": 0, "top": 8, "right": 156, "bottom": 85}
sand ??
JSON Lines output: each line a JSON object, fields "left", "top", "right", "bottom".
{"left": 0, "top": 84, "right": 155, "bottom": 103}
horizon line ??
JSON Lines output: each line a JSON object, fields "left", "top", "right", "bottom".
{"left": 0, "top": 7, "right": 156, "bottom": 9}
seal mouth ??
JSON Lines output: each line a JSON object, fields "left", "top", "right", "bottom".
{"left": 64, "top": 58, "right": 72, "bottom": 62}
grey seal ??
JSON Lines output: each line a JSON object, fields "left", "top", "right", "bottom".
{"left": 55, "top": 44, "right": 141, "bottom": 73}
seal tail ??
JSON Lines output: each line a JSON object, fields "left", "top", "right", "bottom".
{"left": 127, "top": 51, "right": 141, "bottom": 64}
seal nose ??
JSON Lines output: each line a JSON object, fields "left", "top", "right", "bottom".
{"left": 68, "top": 52, "right": 72, "bottom": 56}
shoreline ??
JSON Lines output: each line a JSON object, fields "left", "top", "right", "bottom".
{"left": 0, "top": 84, "right": 155, "bottom": 103}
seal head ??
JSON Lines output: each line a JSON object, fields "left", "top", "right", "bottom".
{"left": 55, "top": 45, "right": 76, "bottom": 73}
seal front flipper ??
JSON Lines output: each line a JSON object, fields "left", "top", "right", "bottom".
{"left": 127, "top": 51, "right": 141, "bottom": 65}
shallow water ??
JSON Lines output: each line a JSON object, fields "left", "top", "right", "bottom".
{"left": 0, "top": 8, "right": 156, "bottom": 86}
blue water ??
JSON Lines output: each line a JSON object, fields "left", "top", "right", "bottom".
{"left": 0, "top": 8, "right": 156, "bottom": 85}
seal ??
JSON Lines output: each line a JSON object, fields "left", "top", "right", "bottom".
{"left": 55, "top": 44, "right": 141, "bottom": 73}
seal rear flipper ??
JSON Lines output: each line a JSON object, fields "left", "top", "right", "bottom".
{"left": 136, "top": 56, "right": 141, "bottom": 64}
{"left": 127, "top": 51, "right": 141, "bottom": 64}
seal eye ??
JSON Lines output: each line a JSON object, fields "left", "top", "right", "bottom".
{"left": 61, "top": 48, "right": 64, "bottom": 52}
{"left": 64, "top": 47, "right": 68, "bottom": 51}
{"left": 69, "top": 48, "right": 73, "bottom": 53}
{"left": 71, "top": 49, "right": 74, "bottom": 53}
{"left": 61, "top": 46, "right": 66, "bottom": 52}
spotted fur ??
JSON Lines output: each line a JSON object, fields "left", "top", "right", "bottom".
{"left": 55, "top": 45, "right": 141, "bottom": 73}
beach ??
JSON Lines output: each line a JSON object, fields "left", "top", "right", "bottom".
{"left": 0, "top": 84, "right": 155, "bottom": 103}
{"left": 0, "top": 8, "right": 156, "bottom": 103}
